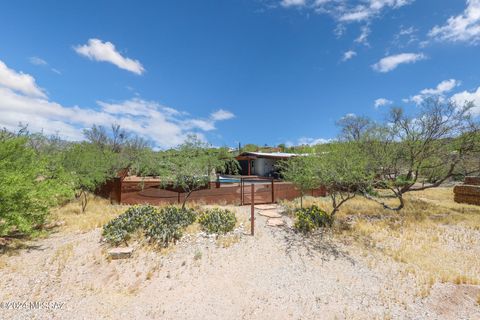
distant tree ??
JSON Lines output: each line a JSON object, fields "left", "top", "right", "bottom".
{"left": 277, "top": 156, "right": 320, "bottom": 208}
{"left": 336, "top": 114, "right": 374, "bottom": 142}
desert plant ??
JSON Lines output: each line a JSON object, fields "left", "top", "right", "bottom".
{"left": 143, "top": 206, "right": 196, "bottom": 246}
{"left": 198, "top": 208, "right": 237, "bottom": 234}
{"left": 102, "top": 205, "right": 157, "bottom": 244}
{"left": 0, "top": 134, "right": 74, "bottom": 237}
{"left": 102, "top": 205, "right": 197, "bottom": 247}
{"left": 155, "top": 136, "right": 239, "bottom": 209}
{"left": 294, "top": 205, "right": 332, "bottom": 233}
{"left": 277, "top": 155, "right": 321, "bottom": 208}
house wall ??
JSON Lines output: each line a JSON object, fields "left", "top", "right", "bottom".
{"left": 253, "top": 158, "right": 277, "bottom": 177}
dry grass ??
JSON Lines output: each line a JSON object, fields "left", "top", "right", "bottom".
{"left": 280, "top": 187, "right": 480, "bottom": 293}
{"left": 52, "top": 242, "right": 74, "bottom": 277}
{"left": 50, "top": 194, "right": 128, "bottom": 232}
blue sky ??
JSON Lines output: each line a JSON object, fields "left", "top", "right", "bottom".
{"left": 1, "top": 0, "right": 480, "bottom": 148}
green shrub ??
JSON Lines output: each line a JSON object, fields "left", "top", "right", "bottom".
{"left": 102, "top": 205, "right": 197, "bottom": 246}
{"left": 198, "top": 208, "right": 237, "bottom": 234}
{"left": 142, "top": 207, "right": 196, "bottom": 246}
{"left": 0, "top": 136, "right": 74, "bottom": 237}
{"left": 102, "top": 205, "right": 157, "bottom": 244}
{"left": 294, "top": 205, "right": 332, "bottom": 233}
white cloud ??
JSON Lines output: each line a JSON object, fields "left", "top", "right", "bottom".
{"left": 286, "top": 136, "right": 331, "bottom": 146}
{"left": 355, "top": 25, "right": 371, "bottom": 45}
{"left": 372, "top": 53, "right": 426, "bottom": 72}
{"left": 338, "top": 0, "right": 414, "bottom": 22}
{"left": 451, "top": 86, "right": 480, "bottom": 116}
{"left": 211, "top": 109, "right": 235, "bottom": 121}
{"left": 29, "top": 57, "right": 47, "bottom": 66}
{"left": 0, "top": 60, "right": 46, "bottom": 98}
{"left": 278, "top": 0, "right": 414, "bottom": 23}
{"left": 281, "top": 0, "right": 306, "bottom": 7}
{"left": 297, "top": 137, "right": 331, "bottom": 145}
{"left": 429, "top": 0, "right": 480, "bottom": 44}
{"left": 74, "top": 39, "right": 145, "bottom": 75}
{"left": 374, "top": 98, "right": 393, "bottom": 108}
{"left": 407, "top": 79, "right": 460, "bottom": 104}
{"left": 0, "top": 61, "right": 234, "bottom": 148}
{"left": 342, "top": 50, "right": 357, "bottom": 61}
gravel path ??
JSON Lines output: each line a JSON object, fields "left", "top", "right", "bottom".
{"left": 1, "top": 205, "right": 479, "bottom": 319}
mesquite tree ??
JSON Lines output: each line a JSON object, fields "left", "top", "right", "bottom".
{"left": 277, "top": 156, "right": 320, "bottom": 208}
{"left": 157, "top": 136, "right": 239, "bottom": 209}
{"left": 339, "top": 99, "right": 480, "bottom": 210}
{"left": 315, "top": 142, "right": 373, "bottom": 217}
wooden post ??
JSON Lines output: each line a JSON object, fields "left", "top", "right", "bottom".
{"left": 250, "top": 183, "right": 254, "bottom": 236}
{"left": 271, "top": 178, "right": 274, "bottom": 204}
{"left": 240, "top": 178, "right": 243, "bottom": 206}
{"left": 248, "top": 159, "right": 251, "bottom": 176}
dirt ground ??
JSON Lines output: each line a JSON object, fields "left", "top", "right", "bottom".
{"left": 1, "top": 195, "right": 479, "bottom": 319}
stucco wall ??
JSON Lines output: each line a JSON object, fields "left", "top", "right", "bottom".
{"left": 253, "top": 158, "right": 277, "bottom": 177}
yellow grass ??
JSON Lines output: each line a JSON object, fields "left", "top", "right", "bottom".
{"left": 50, "top": 194, "right": 128, "bottom": 232}
{"left": 281, "top": 187, "right": 480, "bottom": 291}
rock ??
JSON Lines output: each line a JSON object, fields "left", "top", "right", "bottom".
{"left": 254, "top": 204, "right": 278, "bottom": 210}
{"left": 108, "top": 247, "right": 134, "bottom": 259}
{"left": 266, "top": 218, "right": 284, "bottom": 227}
{"left": 258, "top": 210, "right": 282, "bottom": 218}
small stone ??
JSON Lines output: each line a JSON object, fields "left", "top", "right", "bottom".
{"left": 254, "top": 204, "right": 278, "bottom": 210}
{"left": 258, "top": 211, "right": 282, "bottom": 218}
{"left": 108, "top": 247, "right": 134, "bottom": 259}
{"left": 266, "top": 218, "right": 284, "bottom": 227}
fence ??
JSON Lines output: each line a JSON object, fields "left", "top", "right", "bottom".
{"left": 454, "top": 176, "right": 480, "bottom": 206}
{"left": 99, "top": 176, "right": 326, "bottom": 206}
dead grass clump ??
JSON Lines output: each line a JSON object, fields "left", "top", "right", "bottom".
{"left": 52, "top": 242, "right": 74, "bottom": 276}
{"left": 343, "top": 188, "right": 480, "bottom": 290}
{"left": 282, "top": 188, "right": 480, "bottom": 291}
{"left": 216, "top": 234, "right": 241, "bottom": 248}
{"left": 50, "top": 194, "right": 128, "bottom": 232}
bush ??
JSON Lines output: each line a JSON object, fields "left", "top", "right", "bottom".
{"left": 102, "top": 205, "right": 197, "bottom": 246}
{"left": 142, "top": 207, "right": 196, "bottom": 246}
{"left": 198, "top": 208, "right": 237, "bottom": 234}
{"left": 294, "top": 205, "right": 332, "bottom": 233}
{"left": 0, "top": 136, "right": 74, "bottom": 237}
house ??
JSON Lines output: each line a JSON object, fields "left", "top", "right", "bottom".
{"left": 235, "top": 152, "right": 297, "bottom": 178}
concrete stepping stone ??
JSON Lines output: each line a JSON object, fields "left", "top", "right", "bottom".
{"left": 254, "top": 204, "right": 278, "bottom": 210}
{"left": 258, "top": 210, "right": 282, "bottom": 218}
{"left": 266, "top": 218, "right": 284, "bottom": 227}
{"left": 108, "top": 247, "right": 134, "bottom": 259}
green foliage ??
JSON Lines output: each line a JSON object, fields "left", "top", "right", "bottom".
{"left": 277, "top": 156, "right": 320, "bottom": 207}
{"left": 62, "top": 142, "right": 116, "bottom": 193}
{"left": 198, "top": 208, "right": 237, "bottom": 234}
{"left": 102, "top": 205, "right": 197, "bottom": 247}
{"left": 294, "top": 206, "right": 332, "bottom": 233}
{"left": 156, "top": 136, "right": 239, "bottom": 208}
{"left": 0, "top": 135, "right": 74, "bottom": 236}
{"left": 316, "top": 142, "right": 373, "bottom": 193}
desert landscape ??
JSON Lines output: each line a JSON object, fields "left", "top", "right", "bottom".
{"left": 1, "top": 188, "right": 479, "bottom": 320}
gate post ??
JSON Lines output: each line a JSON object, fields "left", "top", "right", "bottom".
{"left": 251, "top": 183, "right": 254, "bottom": 236}
{"left": 271, "top": 178, "right": 274, "bottom": 203}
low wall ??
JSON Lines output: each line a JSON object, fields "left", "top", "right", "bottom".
{"left": 100, "top": 177, "right": 326, "bottom": 206}
{"left": 453, "top": 176, "right": 480, "bottom": 206}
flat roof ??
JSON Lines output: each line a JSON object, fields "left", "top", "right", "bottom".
{"left": 236, "top": 151, "right": 298, "bottom": 159}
